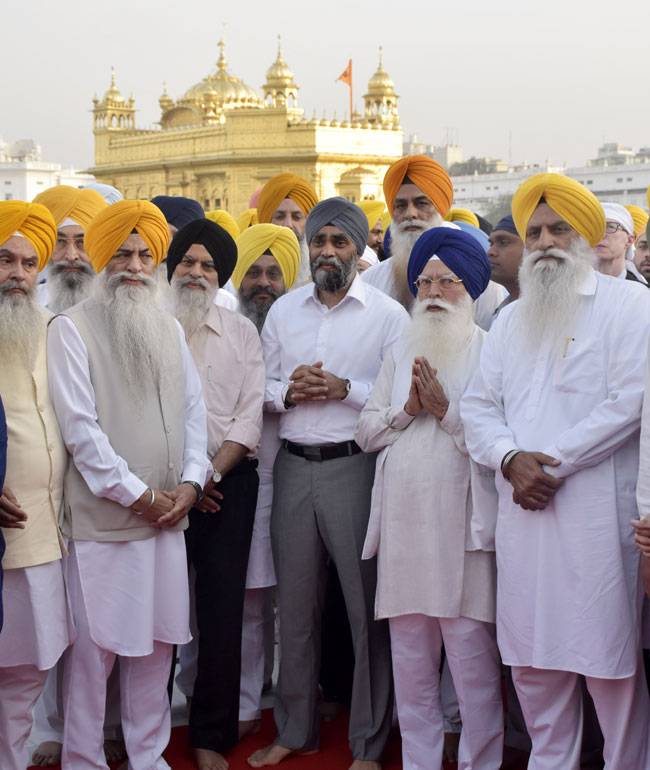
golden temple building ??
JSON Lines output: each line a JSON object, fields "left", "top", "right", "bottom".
{"left": 90, "top": 40, "right": 403, "bottom": 215}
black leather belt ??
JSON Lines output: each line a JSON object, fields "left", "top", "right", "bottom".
{"left": 283, "top": 439, "right": 362, "bottom": 462}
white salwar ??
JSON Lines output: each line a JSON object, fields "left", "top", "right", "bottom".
{"left": 362, "top": 256, "right": 506, "bottom": 331}
{"left": 47, "top": 318, "right": 208, "bottom": 770}
{"left": 355, "top": 328, "right": 502, "bottom": 770}
{"left": 461, "top": 270, "right": 650, "bottom": 769}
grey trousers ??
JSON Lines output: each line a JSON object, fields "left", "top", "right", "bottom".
{"left": 270, "top": 447, "right": 393, "bottom": 760}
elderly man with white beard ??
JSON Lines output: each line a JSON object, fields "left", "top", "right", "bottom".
{"left": 461, "top": 173, "right": 650, "bottom": 770}
{"left": 355, "top": 227, "right": 503, "bottom": 770}
{"left": 47, "top": 200, "right": 210, "bottom": 770}
{"left": 166, "top": 218, "right": 265, "bottom": 770}
{"left": 363, "top": 155, "right": 505, "bottom": 330}
{"left": 0, "top": 201, "right": 73, "bottom": 770}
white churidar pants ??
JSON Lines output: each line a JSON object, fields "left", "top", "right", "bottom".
{"left": 389, "top": 613, "right": 503, "bottom": 770}
{"left": 0, "top": 664, "right": 48, "bottom": 770}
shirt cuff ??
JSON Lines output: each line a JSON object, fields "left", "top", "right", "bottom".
{"left": 121, "top": 476, "right": 149, "bottom": 509}
{"left": 491, "top": 439, "right": 519, "bottom": 472}
{"left": 389, "top": 408, "right": 416, "bottom": 430}
{"left": 439, "top": 401, "right": 461, "bottom": 435}
{"left": 182, "top": 460, "right": 210, "bottom": 488}
{"left": 343, "top": 379, "right": 370, "bottom": 411}
{"left": 541, "top": 444, "right": 575, "bottom": 479}
{"left": 224, "top": 423, "right": 261, "bottom": 453}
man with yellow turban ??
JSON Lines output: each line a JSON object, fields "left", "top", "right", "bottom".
{"left": 0, "top": 201, "right": 72, "bottom": 770}
{"left": 33, "top": 185, "right": 107, "bottom": 314}
{"left": 357, "top": 200, "right": 386, "bottom": 261}
{"left": 363, "top": 156, "right": 505, "bottom": 330}
{"left": 462, "top": 172, "right": 650, "bottom": 769}
{"left": 257, "top": 173, "right": 318, "bottom": 288}
{"left": 47, "top": 200, "right": 210, "bottom": 770}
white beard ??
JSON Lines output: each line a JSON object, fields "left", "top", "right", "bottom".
{"left": 0, "top": 284, "right": 42, "bottom": 370}
{"left": 171, "top": 276, "right": 217, "bottom": 338}
{"left": 47, "top": 260, "right": 95, "bottom": 313}
{"left": 516, "top": 238, "right": 594, "bottom": 355}
{"left": 389, "top": 214, "right": 443, "bottom": 307}
{"left": 94, "top": 271, "right": 178, "bottom": 403}
{"left": 406, "top": 293, "right": 474, "bottom": 388}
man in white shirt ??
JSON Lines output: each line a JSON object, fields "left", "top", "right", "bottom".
{"left": 0, "top": 201, "right": 72, "bottom": 770}
{"left": 461, "top": 173, "right": 650, "bottom": 769}
{"left": 356, "top": 227, "right": 503, "bottom": 770}
{"left": 48, "top": 200, "right": 209, "bottom": 770}
{"left": 595, "top": 202, "right": 646, "bottom": 284}
{"left": 362, "top": 155, "right": 504, "bottom": 329}
{"left": 249, "top": 197, "right": 408, "bottom": 770}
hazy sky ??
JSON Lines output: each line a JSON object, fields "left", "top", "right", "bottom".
{"left": 2, "top": 0, "right": 649, "bottom": 170}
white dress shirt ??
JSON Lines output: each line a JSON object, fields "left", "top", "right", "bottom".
{"left": 262, "top": 274, "right": 409, "bottom": 445}
{"left": 461, "top": 270, "right": 650, "bottom": 678}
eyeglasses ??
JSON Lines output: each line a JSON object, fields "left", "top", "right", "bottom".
{"left": 605, "top": 222, "right": 628, "bottom": 235}
{"left": 414, "top": 276, "right": 463, "bottom": 291}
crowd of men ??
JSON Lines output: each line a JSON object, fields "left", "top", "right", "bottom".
{"left": 1, "top": 154, "right": 650, "bottom": 770}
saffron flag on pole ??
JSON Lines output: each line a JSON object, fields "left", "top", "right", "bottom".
{"left": 336, "top": 59, "right": 353, "bottom": 119}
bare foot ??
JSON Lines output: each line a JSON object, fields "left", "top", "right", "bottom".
{"left": 248, "top": 744, "right": 318, "bottom": 767}
{"left": 349, "top": 761, "right": 381, "bottom": 770}
{"left": 443, "top": 731, "right": 460, "bottom": 762}
{"left": 239, "top": 718, "right": 262, "bottom": 739}
{"left": 104, "top": 738, "right": 127, "bottom": 763}
{"left": 31, "top": 741, "right": 61, "bottom": 766}
{"left": 193, "top": 747, "right": 229, "bottom": 770}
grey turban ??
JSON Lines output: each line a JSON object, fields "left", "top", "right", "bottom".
{"left": 305, "top": 197, "right": 369, "bottom": 256}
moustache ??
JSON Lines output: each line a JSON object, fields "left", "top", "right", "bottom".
{"left": 527, "top": 248, "right": 572, "bottom": 266}
{"left": 177, "top": 275, "right": 211, "bottom": 291}
{"left": 49, "top": 259, "right": 94, "bottom": 276}
{"left": 242, "top": 285, "right": 280, "bottom": 302}
{"left": 0, "top": 279, "right": 31, "bottom": 295}
{"left": 107, "top": 271, "right": 156, "bottom": 290}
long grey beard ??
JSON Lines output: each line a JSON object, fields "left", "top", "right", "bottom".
{"left": 94, "top": 272, "right": 177, "bottom": 403}
{"left": 389, "top": 215, "right": 442, "bottom": 308}
{"left": 0, "top": 287, "right": 43, "bottom": 371}
{"left": 171, "top": 277, "right": 217, "bottom": 339}
{"left": 406, "top": 294, "right": 474, "bottom": 388}
{"left": 47, "top": 261, "right": 95, "bottom": 313}
{"left": 516, "top": 239, "right": 594, "bottom": 356}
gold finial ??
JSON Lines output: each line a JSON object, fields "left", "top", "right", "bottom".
{"left": 378, "top": 46, "right": 384, "bottom": 68}
{"left": 277, "top": 34, "right": 282, "bottom": 57}
{"left": 217, "top": 38, "right": 227, "bottom": 72}
{"left": 110, "top": 66, "right": 116, "bottom": 87}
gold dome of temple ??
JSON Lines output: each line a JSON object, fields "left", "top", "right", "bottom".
{"left": 365, "top": 47, "right": 397, "bottom": 98}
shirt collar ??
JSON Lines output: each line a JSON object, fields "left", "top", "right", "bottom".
{"left": 577, "top": 268, "right": 598, "bottom": 296}
{"left": 203, "top": 303, "right": 223, "bottom": 335}
{"left": 303, "top": 272, "right": 368, "bottom": 309}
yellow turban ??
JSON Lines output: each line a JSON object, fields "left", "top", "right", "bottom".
{"left": 357, "top": 200, "right": 385, "bottom": 230}
{"left": 383, "top": 155, "right": 453, "bottom": 217}
{"left": 205, "top": 209, "right": 240, "bottom": 241}
{"left": 237, "top": 208, "right": 259, "bottom": 231}
{"left": 0, "top": 201, "right": 57, "bottom": 270}
{"left": 445, "top": 207, "right": 480, "bottom": 228}
{"left": 511, "top": 173, "right": 605, "bottom": 247}
{"left": 85, "top": 200, "right": 170, "bottom": 273}
{"left": 33, "top": 184, "right": 107, "bottom": 229}
{"left": 231, "top": 224, "right": 301, "bottom": 290}
{"left": 380, "top": 211, "right": 392, "bottom": 232}
{"left": 257, "top": 173, "right": 318, "bottom": 224}
{"left": 625, "top": 205, "right": 649, "bottom": 238}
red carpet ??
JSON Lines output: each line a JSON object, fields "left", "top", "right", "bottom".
{"left": 29, "top": 708, "right": 533, "bottom": 769}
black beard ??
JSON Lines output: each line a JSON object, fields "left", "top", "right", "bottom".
{"left": 239, "top": 286, "right": 281, "bottom": 334}
{"left": 311, "top": 256, "right": 356, "bottom": 292}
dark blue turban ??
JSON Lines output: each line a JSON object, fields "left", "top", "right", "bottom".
{"left": 493, "top": 214, "right": 519, "bottom": 236}
{"left": 452, "top": 220, "right": 490, "bottom": 252}
{"left": 407, "top": 227, "right": 491, "bottom": 300}
{"left": 151, "top": 195, "right": 205, "bottom": 230}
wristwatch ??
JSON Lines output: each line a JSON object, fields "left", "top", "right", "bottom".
{"left": 182, "top": 480, "right": 204, "bottom": 504}
{"left": 212, "top": 469, "right": 222, "bottom": 484}
{"left": 343, "top": 378, "right": 352, "bottom": 399}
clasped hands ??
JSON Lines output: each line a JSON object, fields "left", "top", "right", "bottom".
{"left": 132, "top": 483, "right": 199, "bottom": 528}
{"left": 404, "top": 357, "right": 449, "bottom": 421}
{"left": 503, "top": 452, "right": 563, "bottom": 511}
{"left": 285, "top": 361, "right": 348, "bottom": 405}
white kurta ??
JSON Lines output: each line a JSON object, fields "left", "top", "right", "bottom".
{"left": 356, "top": 328, "right": 497, "bottom": 623}
{"left": 245, "top": 413, "right": 280, "bottom": 589}
{"left": 461, "top": 270, "right": 650, "bottom": 678}
{"left": 362, "top": 256, "right": 506, "bottom": 331}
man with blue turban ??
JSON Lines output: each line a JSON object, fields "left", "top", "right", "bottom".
{"left": 356, "top": 226, "right": 502, "bottom": 770}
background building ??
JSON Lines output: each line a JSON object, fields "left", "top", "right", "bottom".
{"left": 0, "top": 138, "right": 94, "bottom": 201}
{"left": 90, "top": 40, "right": 403, "bottom": 214}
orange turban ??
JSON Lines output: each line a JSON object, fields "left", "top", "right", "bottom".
{"left": 445, "top": 207, "right": 480, "bottom": 228}
{"left": 85, "top": 200, "right": 170, "bottom": 273}
{"left": 257, "top": 173, "right": 318, "bottom": 224}
{"left": 383, "top": 155, "right": 453, "bottom": 217}
{"left": 205, "top": 209, "right": 240, "bottom": 241}
{"left": 357, "top": 200, "right": 386, "bottom": 230}
{"left": 512, "top": 173, "right": 605, "bottom": 247}
{"left": 33, "top": 185, "right": 107, "bottom": 229}
{"left": 0, "top": 201, "right": 57, "bottom": 270}
{"left": 625, "top": 205, "right": 649, "bottom": 238}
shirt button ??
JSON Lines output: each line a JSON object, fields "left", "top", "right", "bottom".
{"left": 37, "top": 404, "right": 44, "bottom": 413}
{"left": 48, "top": 443, "right": 54, "bottom": 452}
{"left": 168, "top": 463, "right": 174, "bottom": 470}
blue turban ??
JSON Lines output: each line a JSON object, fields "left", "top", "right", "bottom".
{"left": 151, "top": 195, "right": 204, "bottom": 230}
{"left": 493, "top": 214, "right": 519, "bottom": 236}
{"left": 383, "top": 225, "right": 392, "bottom": 258}
{"left": 451, "top": 220, "right": 490, "bottom": 252}
{"left": 407, "top": 227, "right": 491, "bottom": 300}
{"left": 305, "top": 197, "right": 368, "bottom": 256}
